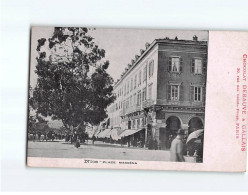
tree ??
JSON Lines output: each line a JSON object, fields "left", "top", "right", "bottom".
{"left": 31, "top": 27, "right": 115, "bottom": 134}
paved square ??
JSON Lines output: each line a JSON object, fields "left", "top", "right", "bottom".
{"left": 27, "top": 141, "right": 170, "bottom": 161}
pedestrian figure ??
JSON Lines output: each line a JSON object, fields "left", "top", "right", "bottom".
{"left": 41, "top": 134, "right": 45, "bottom": 141}
{"left": 170, "top": 129, "right": 185, "bottom": 162}
{"left": 92, "top": 135, "right": 96, "bottom": 144}
{"left": 75, "top": 138, "right": 80, "bottom": 148}
{"left": 127, "top": 137, "right": 131, "bottom": 147}
{"left": 33, "top": 133, "right": 36, "bottom": 142}
{"left": 85, "top": 133, "right": 89, "bottom": 144}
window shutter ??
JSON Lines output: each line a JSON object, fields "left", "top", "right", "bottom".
{"left": 191, "top": 59, "right": 195, "bottom": 73}
{"left": 167, "top": 57, "right": 172, "bottom": 72}
{"left": 179, "top": 84, "right": 183, "bottom": 101}
{"left": 203, "top": 59, "right": 207, "bottom": 74}
{"left": 167, "top": 85, "right": 171, "bottom": 100}
{"left": 190, "top": 86, "right": 194, "bottom": 101}
{"left": 180, "top": 57, "right": 183, "bottom": 72}
{"left": 202, "top": 86, "right": 206, "bottom": 105}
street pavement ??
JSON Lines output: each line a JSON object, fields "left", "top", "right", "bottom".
{"left": 27, "top": 140, "right": 170, "bottom": 161}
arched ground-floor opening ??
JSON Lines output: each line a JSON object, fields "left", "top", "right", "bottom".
{"left": 159, "top": 116, "right": 181, "bottom": 150}
{"left": 188, "top": 117, "right": 203, "bottom": 135}
{"left": 130, "top": 128, "right": 146, "bottom": 148}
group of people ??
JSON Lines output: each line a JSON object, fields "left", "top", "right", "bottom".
{"left": 169, "top": 129, "right": 203, "bottom": 162}
{"left": 28, "top": 131, "right": 63, "bottom": 142}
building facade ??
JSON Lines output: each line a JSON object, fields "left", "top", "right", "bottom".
{"left": 107, "top": 36, "right": 207, "bottom": 150}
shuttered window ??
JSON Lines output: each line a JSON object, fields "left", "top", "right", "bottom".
{"left": 130, "top": 78, "right": 133, "bottom": 91}
{"left": 149, "top": 60, "right": 154, "bottom": 77}
{"left": 168, "top": 57, "right": 182, "bottom": 72}
{"left": 168, "top": 84, "right": 183, "bottom": 101}
{"left": 138, "top": 70, "right": 142, "bottom": 86}
{"left": 137, "top": 119, "right": 140, "bottom": 128}
{"left": 127, "top": 81, "right": 129, "bottom": 94}
{"left": 134, "top": 74, "right": 137, "bottom": 89}
{"left": 192, "top": 58, "right": 207, "bottom": 74}
{"left": 143, "top": 64, "right": 147, "bottom": 81}
{"left": 171, "top": 85, "right": 179, "bottom": 100}
{"left": 133, "top": 93, "right": 136, "bottom": 105}
{"left": 194, "top": 86, "right": 202, "bottom": 101}
{"left": 148, "top": 83, "right": 153, "bottom": 99}
{"left": 192, "top": 58, "right": 203, "bottom": 74}
{"left": 137, "top": 91, "right": 141, "bottom": 106}
{"left": 142, "top": 87, "right": 147, "bottom": 101}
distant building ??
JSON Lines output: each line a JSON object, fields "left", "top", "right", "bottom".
{"left": 106, "top": 36, "right": 207, "bottom": 149}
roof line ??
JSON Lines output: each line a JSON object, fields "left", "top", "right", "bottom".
{"left": 113, "top": 38, "right": 208, "bottom": 89}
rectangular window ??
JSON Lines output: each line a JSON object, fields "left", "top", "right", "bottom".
{"left": 130, "top": 95, "right": 132, "bottom": 106}
{"left": 134, "top": 75, "right": 137, "bottom": 89}
{"left": 138, "top": 70, "right": 142, "bottom": 86}
{"left": 124, "top": 84, "right": 126, "bottom": 96}
{"left": 133, "top": 93, "right": 136, "bottom": 105}
{"left": 142, "top": 87, "right": 147, "bottom": 101}
{"left": 127, "top": 81, "right": 129, "bottom": 94}
{"left": 137, "top": 119, "right": 140, "bottom": 128}
{"left": 132, "top": 119, "right": 136, "bottom": 129}
{"left": 172, "top": 57, "right": 180, "bottom": 72}
{"left": 130, "top": 78, "right": 133, "bottom": 91}
{"left": 194, "top": 86, "right": 202, "bottom": 101}
{"left": 171, "top": 85, "right": 179, "bottom": 100}
{"left": 194, "top": 59, "right": 203, "bottom": 74}
{"left": 148, "top": 84, "right": 153, "bottom": 99}
{"left": 137, "top": 91, "right": 141, "bottom": 106}
{"left": 149, "top": 60, "right": 154, "bottom": 77}
{"left": 143, "top": 64, "right": 147, "bottom": 82}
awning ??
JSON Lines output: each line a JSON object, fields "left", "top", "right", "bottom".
{"left": 97, "top": 129, "right": 112, "bottom": 138}
{"left": 119, "top": 129, "right": 144, "bottom": 138}
{"left": 105, "top": 129, "right": 112, "bottom": 138}
{"left": 109, "top": 128, "right": 121, "bottom": 140}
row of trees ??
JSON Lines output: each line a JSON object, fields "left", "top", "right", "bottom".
{"left": 29, "top": 27, "right": 115, "bottom": 136}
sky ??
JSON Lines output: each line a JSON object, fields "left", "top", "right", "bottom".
{"left": 30, "top": 27, "right": 208, "bottom": 87}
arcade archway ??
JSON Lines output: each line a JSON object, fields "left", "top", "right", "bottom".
{"left": 159, "top": 116, "right": 181, "bottom": 149}
{"left": 188, "top": 117, "right": 203, "bottom": 135}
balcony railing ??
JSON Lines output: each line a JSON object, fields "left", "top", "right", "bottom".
{"left": 156, "top": 99, "right": 205, "bottom": 107}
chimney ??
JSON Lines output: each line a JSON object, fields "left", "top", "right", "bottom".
{"left": 145, "top": 42, "right": 150, "bottom": 49}
{"left": 193, "top": 35, "right": 198, "bottom": 41}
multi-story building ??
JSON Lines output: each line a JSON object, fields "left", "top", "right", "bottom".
{"left": 106, "top": 35, "right": 207, "bottom": 150}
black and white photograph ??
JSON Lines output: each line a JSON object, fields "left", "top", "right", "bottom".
{"left": 27, "top": 27, "right": 208, "bottom": 164}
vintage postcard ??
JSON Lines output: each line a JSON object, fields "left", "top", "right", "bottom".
{"left": 27, "top": 27, "right": 247, "bottom": 172}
